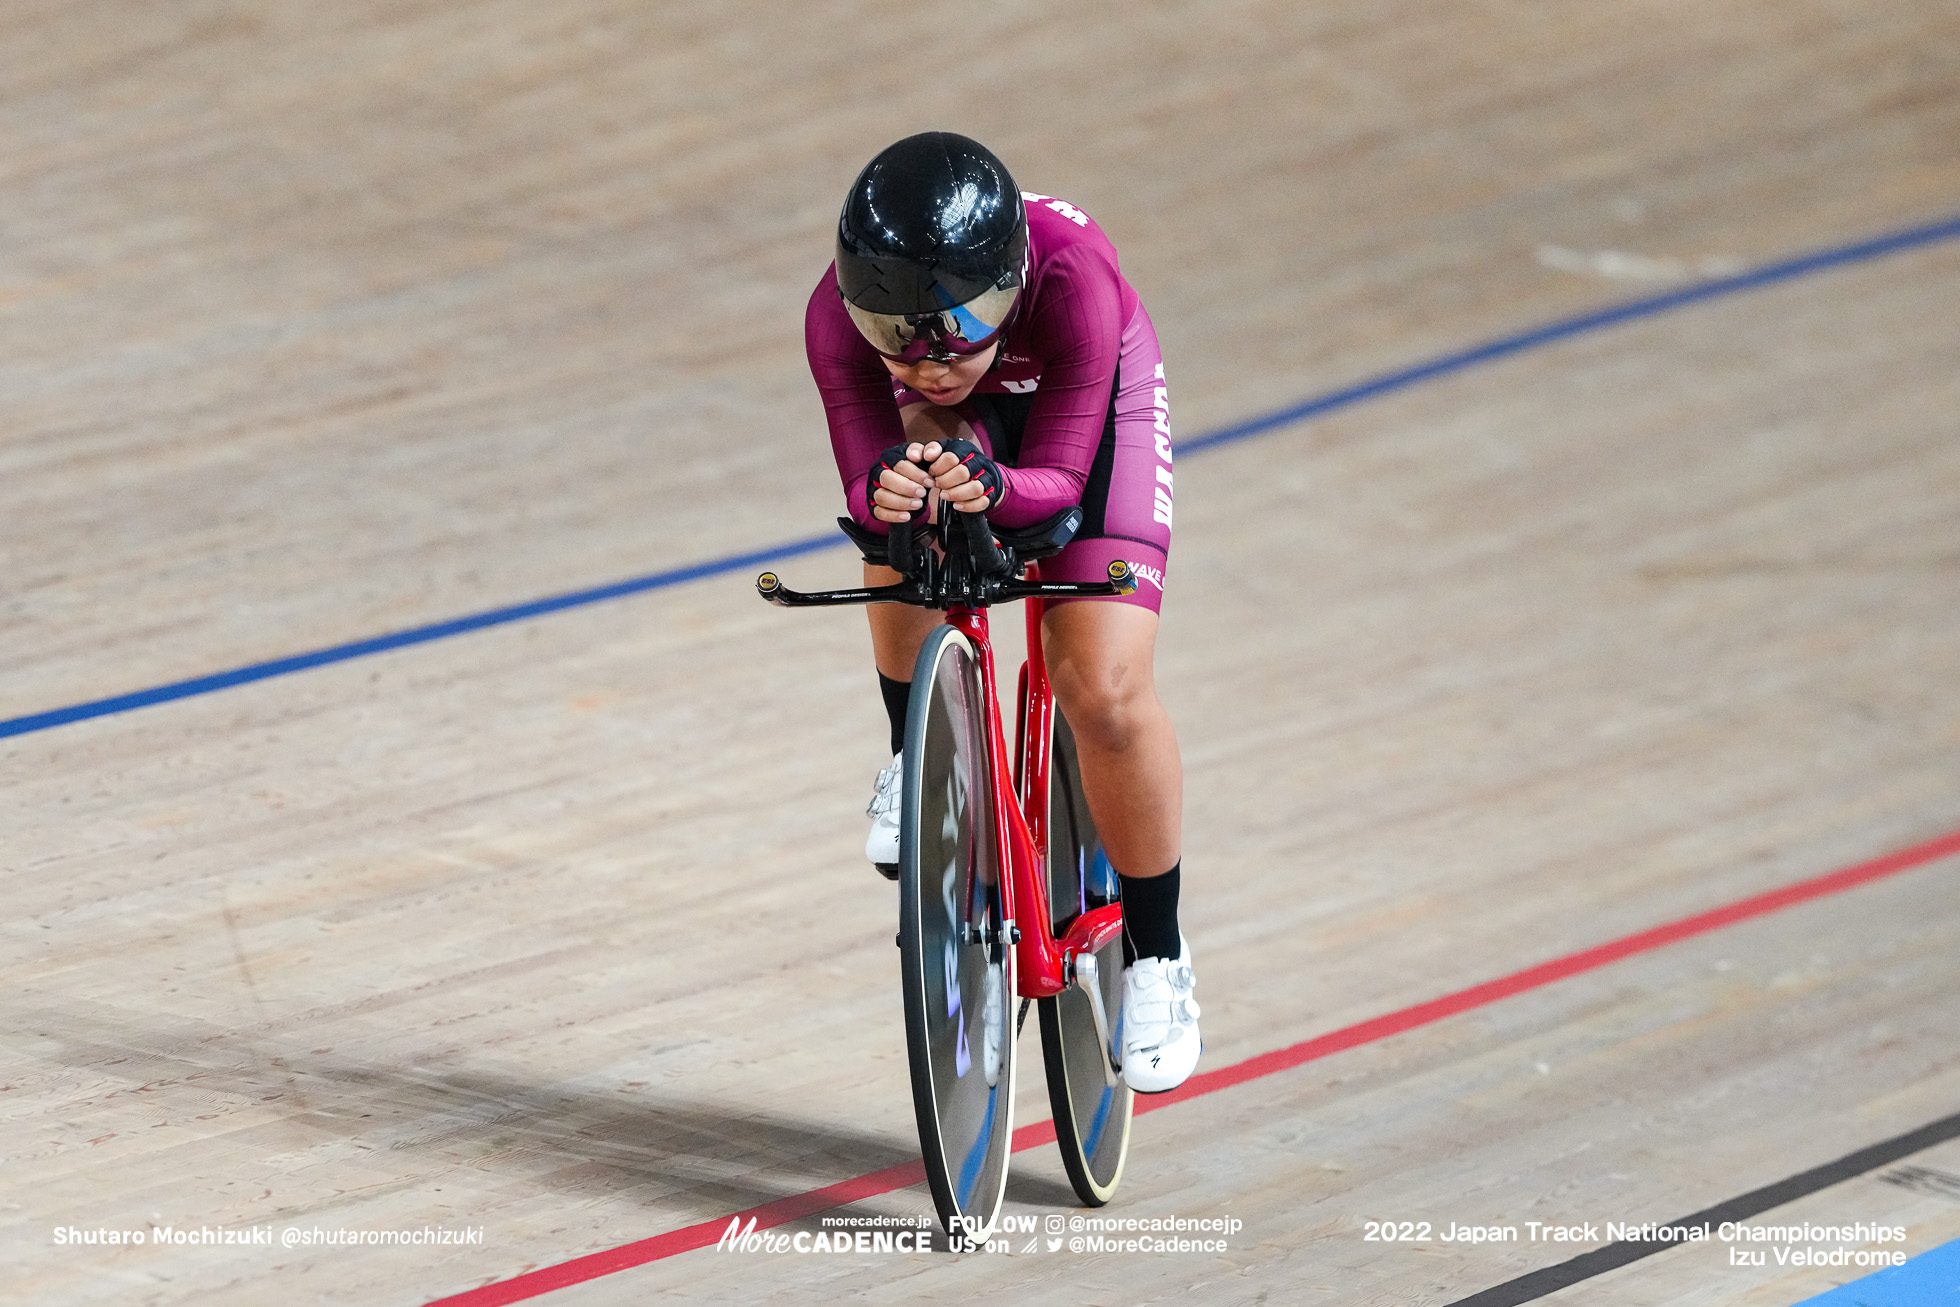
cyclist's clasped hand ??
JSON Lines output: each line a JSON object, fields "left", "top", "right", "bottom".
{"left": 868, "top": 439, "right": 1004, "bottom": 523}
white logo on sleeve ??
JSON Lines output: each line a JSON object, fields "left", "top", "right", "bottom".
{"left": 1020, "top": 191, "right": 1090, "bottom": 227}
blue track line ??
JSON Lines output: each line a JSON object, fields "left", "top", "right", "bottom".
{"left": 1181, "top": 210, "right": 1960, "bottom": 453}
{"left": 5, "top": 210, "right": 1958, "bottom": 743}
{"left": 0, "top": 536, "right": 837, "bottom": 740}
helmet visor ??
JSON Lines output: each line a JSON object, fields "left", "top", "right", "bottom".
{"left": 844, "top": 283, "right": 1019, "bottom": 363}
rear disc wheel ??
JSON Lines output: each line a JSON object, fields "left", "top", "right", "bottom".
{"left": 1037, "top": 708, "right": 1133, "bottom": 1205}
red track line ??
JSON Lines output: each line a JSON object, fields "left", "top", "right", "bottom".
{"left": 425, "top": 825, "right": 1960, "bottom": 1307}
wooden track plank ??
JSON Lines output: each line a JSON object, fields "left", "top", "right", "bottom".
{"left": 2, "top": 3, "right": 1958, "bottom": 1304}
{"left": 2, "top": 0, "right": 1955, "bottom": 714}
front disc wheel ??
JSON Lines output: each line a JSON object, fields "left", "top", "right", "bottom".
{"left": 898, "top": 625, "right": 1017, "bottom": 1248}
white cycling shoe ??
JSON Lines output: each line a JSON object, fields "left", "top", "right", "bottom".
{"left": 1120, "top": 934, "right": 1201, "bottom": 1094}
{"left": 865, "top": 753, "right": 901, "bottom": 878}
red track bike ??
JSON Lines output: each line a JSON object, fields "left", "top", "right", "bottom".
{"left": 757, "top": 504, "right": 1136, "bottom": 1247}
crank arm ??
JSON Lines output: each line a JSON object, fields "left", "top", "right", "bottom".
{"left": 1071, "top": 953, "right": 1122, "bottom": 1088}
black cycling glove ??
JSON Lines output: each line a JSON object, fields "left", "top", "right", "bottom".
{"left": 866, "top": 439, "right": 1007, "bottom": 519}
{"left": 867, "top": 443, "right": 926, "bottom": 520}
{"left": 932, "top": 438, "right": 1006, "bottom": 511}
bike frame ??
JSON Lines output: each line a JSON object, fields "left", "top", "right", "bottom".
{"left": 755, "top": 512, "right": 1132, "bottom": 1000}
{"left": 759, "top": 510, "right": 1137, "bottom": 1228}
{"left": 945, "top": 569, "right": 1125, "bottom": 1000}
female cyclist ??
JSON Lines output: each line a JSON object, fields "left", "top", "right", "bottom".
{"left": 804, "top": 132, "right": 1199, "bottom": 1093}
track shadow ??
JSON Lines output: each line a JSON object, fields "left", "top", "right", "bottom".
{"left": 14, "top": 1003, "right": 923, "bottom": 1223}
{"left": 1004, "top": 1171, "right": 1083, "bottom": 1208}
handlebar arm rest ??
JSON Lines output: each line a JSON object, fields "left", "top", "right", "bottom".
{"left": 756, "top": 573, "right": 920, "bottom": 608}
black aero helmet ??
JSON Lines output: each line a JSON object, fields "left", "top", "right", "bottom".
{"left": 835, "top": 132, "right": 1027, "bottom": 363}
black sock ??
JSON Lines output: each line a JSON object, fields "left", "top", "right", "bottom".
{"left": 879, "top": 673, "right": 911, "bottom": 757}
{"left": 1118, "top": 862, "right": 1181, "bottom": 966}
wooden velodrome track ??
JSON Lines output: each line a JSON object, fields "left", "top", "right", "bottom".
{"left": 4, "top": 3, "right": 1959, "bottom": 1304}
